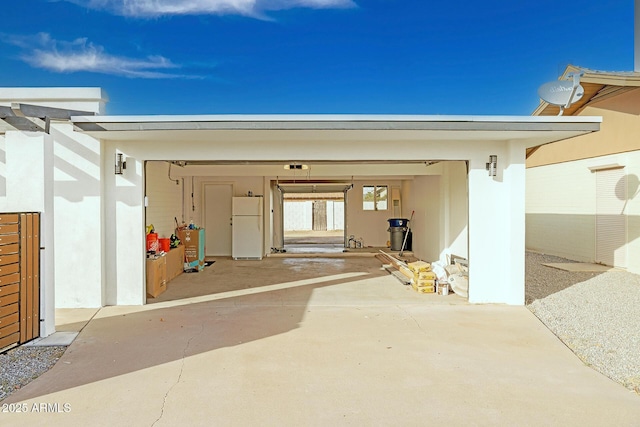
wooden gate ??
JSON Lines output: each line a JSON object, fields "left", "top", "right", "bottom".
{"left": 0, "top": 213, "right": 40, "bottom": 353}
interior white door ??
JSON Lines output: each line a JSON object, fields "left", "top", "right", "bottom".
{"left": 204, "top": 184, "right": 233, "bottom": 256}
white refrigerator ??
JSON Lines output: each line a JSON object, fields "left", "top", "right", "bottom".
{"left": 232, "top": 197, "right": 264, "bottom": 260}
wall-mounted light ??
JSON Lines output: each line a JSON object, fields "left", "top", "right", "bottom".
{"left": 486, "top": 155, "right": 497, "bottom": 177}
{"left": 115, "top": 153, "right": 127, "bottom": 175}
{"left": 284, "top": 163, "right": 308, "bottom": 170}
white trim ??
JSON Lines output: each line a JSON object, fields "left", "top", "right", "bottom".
{"left": 71, "top": 114, "right": 602, "bottom": 124}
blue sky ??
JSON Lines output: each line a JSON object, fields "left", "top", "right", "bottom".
{"left": 0, "top": 0, "right": 634, "bottom": 115}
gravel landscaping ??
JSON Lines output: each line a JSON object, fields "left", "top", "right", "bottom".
{"left": 0, "top": 346, "right": 66, "bottom": 401}
{"left": 1, "top": 251, "right": 638, "bottom": 401}
{"left": 526, "top": 251, "right": 640, "bottom": 394}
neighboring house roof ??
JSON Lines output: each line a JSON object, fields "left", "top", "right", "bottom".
{"left": 527, "top": 65, "right": 640, "bottom": 159}
{"left": 533, "top": 65, "right": 640, "bottom": 117}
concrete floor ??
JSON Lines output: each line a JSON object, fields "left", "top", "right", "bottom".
{"left": 3, "top": 257, "right": 640, "bottom": 426}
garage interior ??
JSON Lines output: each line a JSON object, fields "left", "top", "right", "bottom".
{"left": 144, "top": 159, "right": 469, "bottom": 301}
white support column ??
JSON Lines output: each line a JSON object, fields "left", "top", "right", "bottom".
{"left": 467, "top": 145, "right": 526, "bottom": 305}
{"left": 104, "top": 146, "right": 145, "bottom": 306}
{"left": 505, "top": 141, "right": 527, "bottom": 305}
{"left": 42, "top": 133, "right": 56, "bottom": 336}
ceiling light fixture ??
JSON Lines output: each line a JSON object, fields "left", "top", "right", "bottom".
{"left": 284, "top": 163, "right": 308, "bottom": 170}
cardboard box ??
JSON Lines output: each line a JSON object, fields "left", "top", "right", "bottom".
{"left": 165, "top": 245, "right": 185, "bottom": 282}
{"left": 177, "top": 229, "right": 205, "bottom": 271}
{"left": 146, "top": 256, "right": 166, "bottom": 298}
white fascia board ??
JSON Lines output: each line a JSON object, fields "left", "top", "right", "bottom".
{"left": 70, "top": 114, "right": 601, "bottom": 134}
{"left": 71, "top": 114, "right": 601, "bottom": 124}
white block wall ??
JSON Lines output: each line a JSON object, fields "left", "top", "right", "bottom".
{"left": 327, "top": 201, "right": 344, "bottom": 230}
{"left": 283, "top": 200, "right": 344, "bottom": 231}
{"left": 284, "top": 201, "right": 312, "bottom": 230}
{"left": 526, "top": 160, "right": 596, "bottom": 262}
{"left": 527, "top": 151, "right": 640, "bottom": 274}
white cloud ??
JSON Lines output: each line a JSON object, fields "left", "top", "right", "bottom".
{"left": 3, "top": 33, "right": 193, "bottom": 79}
{"left": 67, "top": 0, "right": 356, "bottom": 17}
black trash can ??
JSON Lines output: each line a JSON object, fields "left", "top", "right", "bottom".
{"left": 387, "top": 218, "right": 409, "bottom": 251}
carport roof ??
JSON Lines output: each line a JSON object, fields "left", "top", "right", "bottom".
{"left": 70, "top": 114, "right": 601, "bottom": 149}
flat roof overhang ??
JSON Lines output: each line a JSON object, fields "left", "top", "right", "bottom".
{"left": 70, "top": 114, "right": 601, "bottom": 151}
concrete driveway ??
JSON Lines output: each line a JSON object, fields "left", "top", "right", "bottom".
{"left": 3, "top": 257, "right": 639, "bottom": 426}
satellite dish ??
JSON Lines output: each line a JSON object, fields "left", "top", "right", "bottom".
{"left": 538, "top": 81, "right": 584, "bottom": 106}
{"left": 537, "top": 72, "right": 584, "bottom": 115}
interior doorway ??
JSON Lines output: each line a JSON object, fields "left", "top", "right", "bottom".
{"left": 203, "top": 183, "right": 233, "bottom": 256}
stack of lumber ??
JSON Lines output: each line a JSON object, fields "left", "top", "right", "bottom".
{"left": 376, "top": 251, "right": 436, "bottom": 293}
{"left": 376, "top": 251, "right": 413, "bottom": 282}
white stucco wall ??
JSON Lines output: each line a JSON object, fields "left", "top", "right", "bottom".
{"left": 103, "top": 143, "right": 145, "bottom": 306}
{"left": 468, "top": 141, "right": 526, "bottom": 305}
{"left": 0, "top": 124, "right": 104, "bottom": 311}
{"left": 50, "top": 123, "right": 104, "bottom": 308}
{"left": 0, "top": 88, "right": 107, "bottom": 328}
{"left": 402, "top": 162, "right": 468, "bottom": 265}
{"left": 409, "top": 175, "right": 441, "bottom": 261}
{"left": 0, "top": 131, "right": 56, "bottom": 336}
{"left": 442, "top": 161, "right": 469, "bottom": 261}
{"left": 0, "top": 87, "right": 108, "bottom": 115}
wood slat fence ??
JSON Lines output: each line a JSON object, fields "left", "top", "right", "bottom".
{"left": 0, "top": 213, "right": 40, "bottom": 353}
